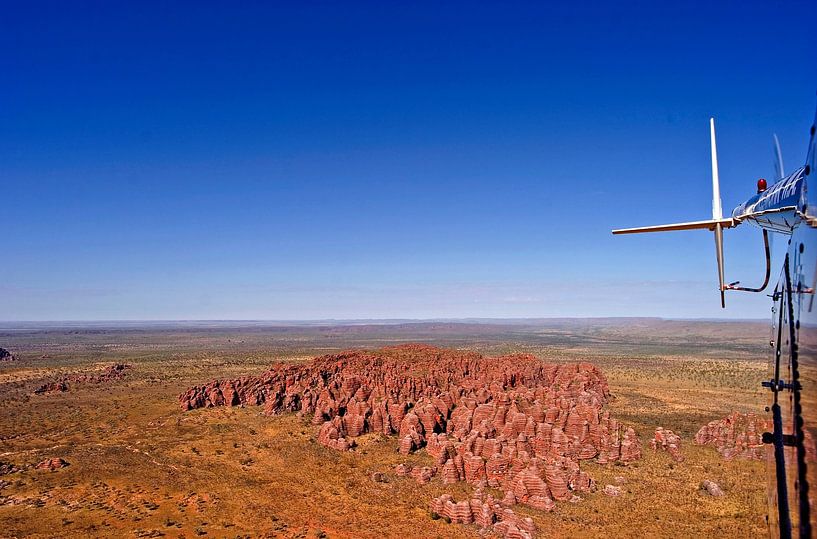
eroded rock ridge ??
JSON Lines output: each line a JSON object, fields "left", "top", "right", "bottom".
{"left": 180, "top": 345, "right": 642, "bottom": 538}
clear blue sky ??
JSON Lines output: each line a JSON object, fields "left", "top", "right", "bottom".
{"left": 2, "top": 1, "right": 816, "bottom": 321}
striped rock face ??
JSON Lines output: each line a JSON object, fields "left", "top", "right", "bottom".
{"left": 694, "top": 412, "right": 769, "bottom": 461}
{"left": 430, "top": 490, "right": 536, "bottom": 539}
{"left": 181, "top": 345, "right": 644, "bottom": 537}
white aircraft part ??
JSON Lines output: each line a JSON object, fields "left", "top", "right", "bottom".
{"left": 710, "top": 118, "right": 723, "bottom": 220}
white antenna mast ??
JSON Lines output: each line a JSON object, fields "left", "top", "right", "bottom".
{"left": 710, "top": 118, "right": 726, "bottom": 307}
{"left": 710, "top": 118, "right": 723, "bottom": 220}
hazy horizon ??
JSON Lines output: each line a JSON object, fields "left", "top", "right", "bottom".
{"left": 0, "top": 316, "right": 769, "bottom": 327}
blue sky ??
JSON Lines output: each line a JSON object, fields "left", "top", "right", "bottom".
{"left": 2, "top": 1, "right": 816, "bottom": 321}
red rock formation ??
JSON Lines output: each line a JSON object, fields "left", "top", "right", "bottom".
{"left": 317, "top": 417, "right": 356, "bottom": 451}
{"left": 430, "top": 490, "right": 536, "bottom": 539}
{"left": 34, "top": 381, "right": 69, "bottom": 394}
{"left": 35, "top": 458, "right": 69, "bottom": 471}
{"left": 181, "top": 345, "right": 641, "bottom": 519}
{"left": 441, "top": 459, "right": 459, "bottom": 484}
{"left": 34, "top": 363, "right": 131, "bottom": 395}
{"left": 507, "top": 459, "right": 555, "bottom": 511}
{"left": 695, "top": 412, "right": 769, "bottom": 461}
{"left": 620, "top": 427, "right": 642, "bottom": 462}
{"left": 81, "top": 363, "right": 131, "bottom": 383}
{"left": 649, "top": 427, "right": 684, "bottom": 462}
{"left": 410, "top": 466, "right": 436, "bottom": 485}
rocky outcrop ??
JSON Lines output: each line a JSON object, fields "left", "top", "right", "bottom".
{"left": 317, "top": 418, "right": 356, "bottom": 451}
{"left": 411, "top": 466, "right": 436, "bottom": 485}
{"left": 649, "top": 427, "right": 684, "bottom": 462}
{"left": 370, "top": 472, "right": 386, "bottom": 483}
{"left": 34, "top": 364, "right": 131, "bottom": 395}
{"left": 72, "top": 363, "right": 130, "bottom": 384}
{"left": 694, "top": 412, "right": 768, "bottom": 461}
{"left": 0, "top": 347, "right": 16, "bottom": 362}
{"left": 696, "top": 411, "right": 817, "bottom": 463}
{"left": 619, "top": 427, "right": 642, "bottom": 462}
{"left": 430, "top": 489, "right": 536, "bottom": 539}
{"left": 35, "top": 458, "right": 69, "bottom": 471}
{"left": 34, "top": 380, "right": 69, "bottom": 394}
{"left": 182, "top": 345, "right": 642, "bottom": 523}
{"left": 700, "top": 480, "right": 724, "bottom": 497}
{"left": 394, "top": 463, "right": 412, "bottom": 477}
{"left": 0, "top": 462, "right": 21, "bottom": 475}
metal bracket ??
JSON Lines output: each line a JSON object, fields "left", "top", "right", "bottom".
{"left": 762, "top": 379, "right": 801, "bottom": 392}
{"left": 762, "top": 432, "right": 797, "bottom": 446}
{"left": 724, "top": 229, "right": 771, "bottom": 293}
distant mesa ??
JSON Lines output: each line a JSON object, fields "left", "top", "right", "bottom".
{"left": 180, "top": 344, "right": 644, "bottom": 537}
{"left": 0, "top": 347, "right": 17, "bottom": 362}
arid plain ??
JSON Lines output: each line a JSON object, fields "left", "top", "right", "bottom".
{"left": 0, "top": 319, "right": 773, "bottom": 538}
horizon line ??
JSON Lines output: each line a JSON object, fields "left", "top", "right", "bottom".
{"left": 0, "top": 316, "right": 768, "bottom": 325}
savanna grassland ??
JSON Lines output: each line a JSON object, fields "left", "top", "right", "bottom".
{"left": 0, "top": 319, "right": 773, "bottom": 538}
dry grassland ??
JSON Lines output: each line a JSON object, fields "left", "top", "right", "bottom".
{"left": 0, "top": 320, "right": 771, "bottom": 537}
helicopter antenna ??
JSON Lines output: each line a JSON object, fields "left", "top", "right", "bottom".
{"left": 612, "top": 118, "right": 737, "bottom": 308}
{"left": 710, "top": 118, "right": 726, "bottom": 307}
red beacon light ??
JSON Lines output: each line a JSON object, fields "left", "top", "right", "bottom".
{"left": 757, "top": 178, "right": 767, "bottom": 193}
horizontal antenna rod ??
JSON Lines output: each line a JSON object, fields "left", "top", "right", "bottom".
{"left": 612, "top": 218, "right": 735, "bottom": 235}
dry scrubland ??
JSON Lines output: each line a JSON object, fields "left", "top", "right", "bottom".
{"left": 0, "top": 320, "right": 770, "bottom": 537}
